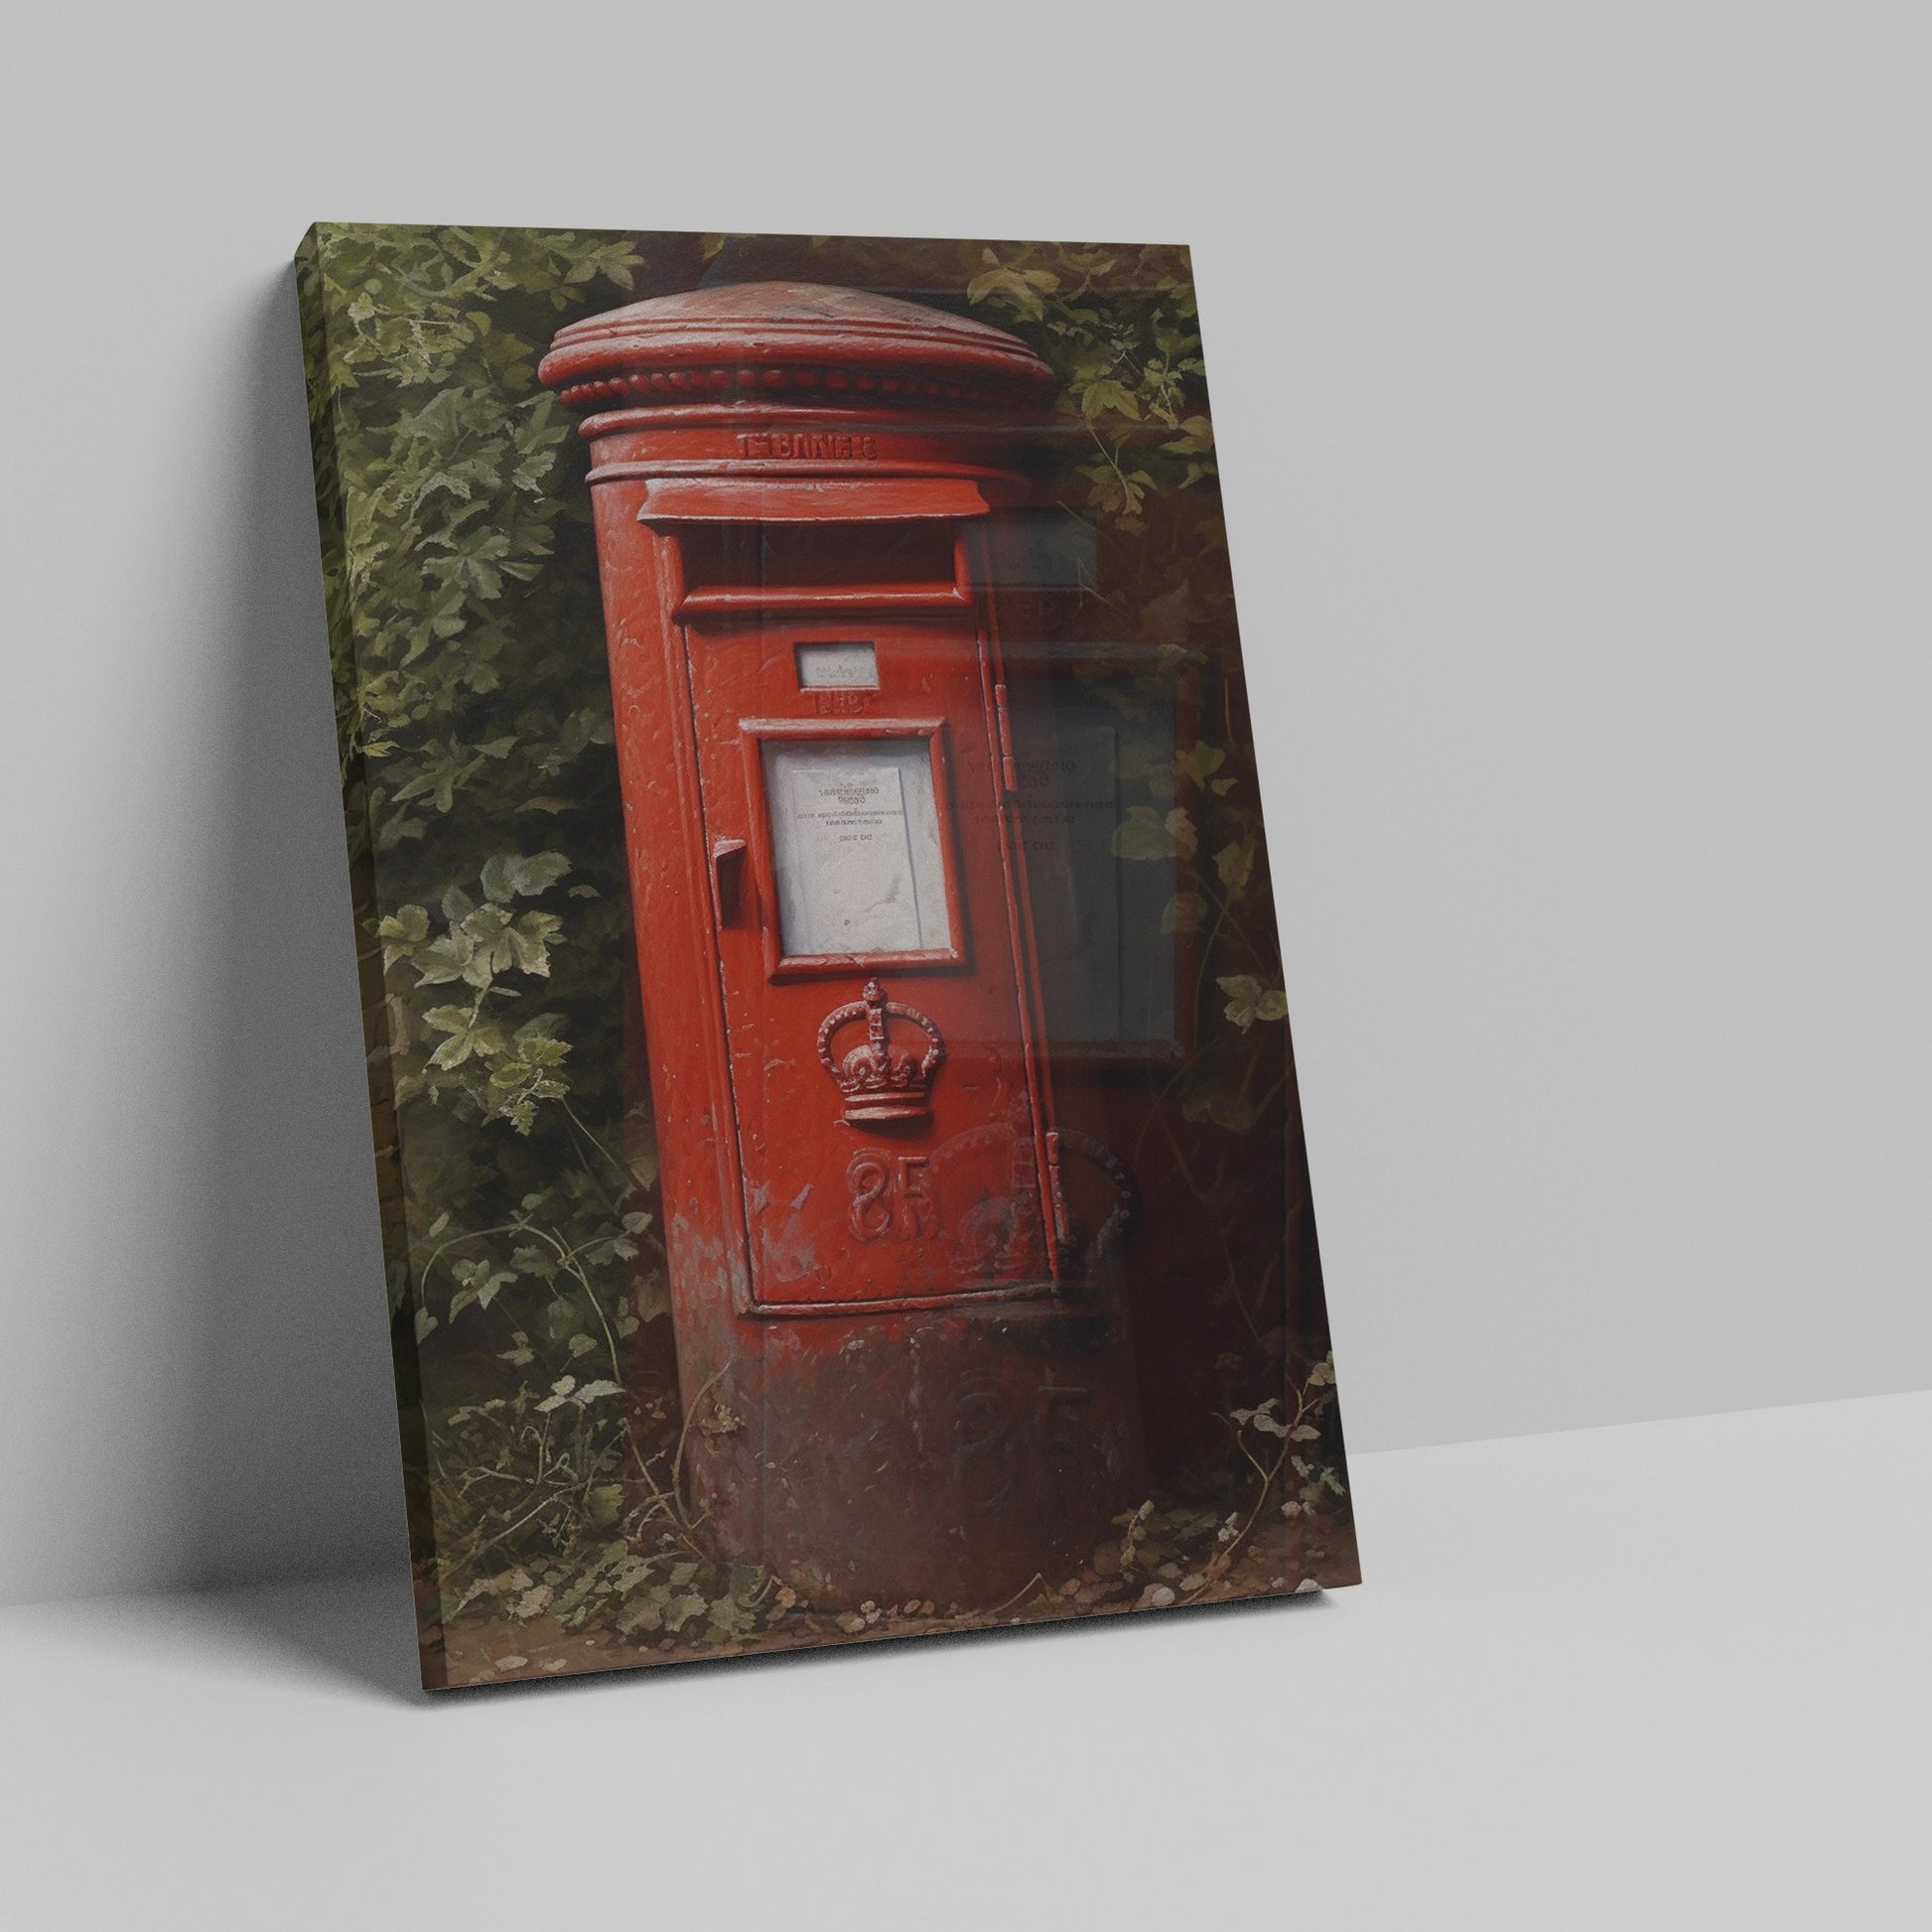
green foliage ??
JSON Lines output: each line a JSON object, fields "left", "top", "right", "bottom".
{"left": 432, "top": 1370, "right": 779, "bottom": 1651}
{"left": 299, "top": 223, "right": 665, "bottom": 1630}
{"left": 1084, "top": 1353, "right": 1347, "bottom": 1610}
{"left": 1231, "top": 1352, "right": 1348, "bottom": 1525}
{"left": 1217, "top": 973, "right": 1291, "bottom": 1032}
{"left": 963, "top": 239, "right": 1214, "bottom": 517}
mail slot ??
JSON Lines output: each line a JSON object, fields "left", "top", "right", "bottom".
{"left": 541, "top": 282, "right": 1143, "bottom": 1607}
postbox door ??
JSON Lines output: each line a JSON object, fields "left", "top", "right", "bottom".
{"left": 685, "top": 613, "right": 1057, "bottom": 1311}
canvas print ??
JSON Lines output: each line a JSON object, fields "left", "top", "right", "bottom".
{"left": 297, "top": 225, "right": 1358, "bottom": 1688}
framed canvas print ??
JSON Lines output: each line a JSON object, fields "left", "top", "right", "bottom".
{"left": 297, "top": 226, "right": 1358, "bottom": 1688}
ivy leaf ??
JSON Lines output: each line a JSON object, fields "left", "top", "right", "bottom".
{"left": 507, "top": 910, "right": 563, "bottom": 976}
{"left": 1217, "top": 975, "right": 1290, "bottom": 1032}
{"left": 410, "top": 931, "right": 475, "bottom": 986}
{"left": 458, "top": 902, "right": 516, "bottom": 977}
{"left": 662, "top": 1591, "right": 708, "bottom": 1631}
{"left": 1113, "top": 806, "right": 1197, "bottom": 861}
{"left": 1214, "top": 838, "right": 1257, "bottom": 895}
{"left": 1174, "top": 744, "right": 1226, "bottom": 789}
{"left": 1161, "top": 414, "right": 1215, "bottom": 457}
{"left": 449, "top": 1257, "right": 516, "bottom": 1320}
{"left": 1162, "top": 893, "right": 1207, "bottom": 936}
{"left": 1078, "top": 378, "right": 1142, "bottom": 421}
{"left": 378, "top": 902, "right": 431, "bottom": 969}
{"left": 966, "top": 266, "right": 1052, "bottom": 320}
{"left": 480, "top": 851, "right": 572, "bottom": 903}
{"left": 424, "top": 1004, "right": 509, "bottom": 1068}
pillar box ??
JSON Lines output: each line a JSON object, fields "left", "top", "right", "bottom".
{"left": 540, "top": 283, "right": 1142, "bottom": 1609}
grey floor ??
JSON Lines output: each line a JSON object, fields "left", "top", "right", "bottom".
{"left": 3, "top": 1390, "right": 1924, "bottom": 1929}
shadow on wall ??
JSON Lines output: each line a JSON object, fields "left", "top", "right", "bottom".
{"left": 172, "top": 268, "right": 407, "bottom": 1589}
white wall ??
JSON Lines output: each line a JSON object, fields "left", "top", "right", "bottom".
{"left": 3, "top": 1, "right": 1926, "bottom": 1606}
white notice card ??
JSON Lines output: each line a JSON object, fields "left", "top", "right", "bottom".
{"left": 764, "top": 739, "right": 951, "bottom": 957}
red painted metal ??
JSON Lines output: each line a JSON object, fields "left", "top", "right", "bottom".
{"left": 542, "top": 284, "right": 1142, "bottom": 1608}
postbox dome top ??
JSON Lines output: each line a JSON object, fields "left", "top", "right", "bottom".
{"left": 539, "top": 281, "right": 1057, "bottom": 415}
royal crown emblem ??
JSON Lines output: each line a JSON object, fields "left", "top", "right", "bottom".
{"left": 816, "top": 979, "right": 946, "bottom": 1126}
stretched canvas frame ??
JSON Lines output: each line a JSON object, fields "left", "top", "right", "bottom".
{"left": 298, "top": 224, "right": 1357, "bottom": 1688}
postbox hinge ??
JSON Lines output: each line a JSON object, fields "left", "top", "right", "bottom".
{"left": 1044, "top": 1128, "right": 1073, "bottom": 1259}
{"left": 993, "top": 680, "right": 1019, "bottom": 795}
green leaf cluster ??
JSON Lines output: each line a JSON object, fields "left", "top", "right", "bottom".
{"left": 299, "top": 224, "right": 666, "bottom": 1628}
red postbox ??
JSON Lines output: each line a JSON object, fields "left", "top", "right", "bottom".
{"left": 541, "top": 283, "right": 1143, "bottom": 1608}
